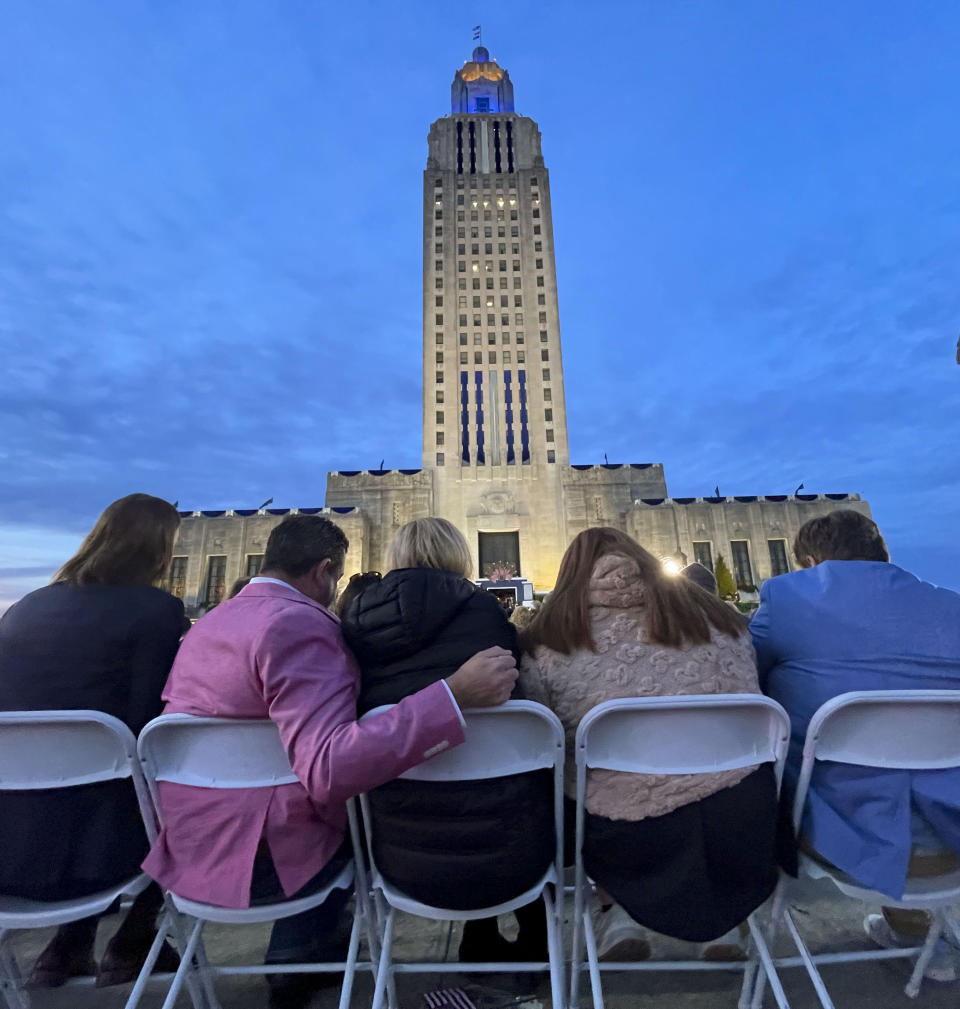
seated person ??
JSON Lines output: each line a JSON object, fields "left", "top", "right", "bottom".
{"left": 142, "top": 515, "right": 517, "bottom": 1008}
{"left": 751, "top": 509, "right": 960, "bottom": 963}
{"left": 519, "top": 527, "right": 778, "bottom": 962}
{"left": 0, "top": 493, "right": 184, "bottom": 988}
{"left": 339, "top": 518, "right": 553, "bottom": 964}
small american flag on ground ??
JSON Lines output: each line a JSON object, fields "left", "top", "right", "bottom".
{"left": 423, "top": 988, "right": 476, "bottom": 1009}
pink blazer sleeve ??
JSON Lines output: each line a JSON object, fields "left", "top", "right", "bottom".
{"left": 256, "top": 609, "right": 465, "bottom": 805}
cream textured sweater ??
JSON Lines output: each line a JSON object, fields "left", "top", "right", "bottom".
{"left": 519, "top": 553, "right": 761, "bottom": 822}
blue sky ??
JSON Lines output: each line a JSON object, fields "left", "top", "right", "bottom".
{"left": 1, "top": 0, "right": 958, "bottom": 605}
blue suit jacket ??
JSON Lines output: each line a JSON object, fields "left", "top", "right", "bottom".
{"left": 750, "top": 561, "right": 960, "bottom": 897}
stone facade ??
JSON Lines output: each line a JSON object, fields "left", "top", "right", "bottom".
{"left": 169, "top": 44, "right": 872, "bottom": 614}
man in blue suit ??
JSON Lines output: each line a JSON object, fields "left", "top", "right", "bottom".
{"left": 750, "top": 510, "right": 960, "bottom": 968}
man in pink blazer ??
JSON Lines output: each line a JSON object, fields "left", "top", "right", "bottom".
{"left": 142, "top": 515, "right": 516, "bottom": 1006}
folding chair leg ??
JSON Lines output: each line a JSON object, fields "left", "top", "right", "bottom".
{"left": 0, "top": 932, "right": 29, "bottom": 1009}
{"left": 746, "top": 913, "right": 791, "bottom": 1009}
{"left": 337, "top": 897, "right": 363, "bottom": 1009}
{"left": 905, "top": 910, "right": 943, "bottom": 999}
{"left": 371, "top": 906, "right": 396, "bottom": 1009}
{"left": 569, "top": 878, "right": 586, "bottom": 1009}
{"left": 163, "top": 904, "right": 220, "bottom": 1009}
{"left": 750, "top": 885, "right": 787, "bottom": 1009}
{"left": 123, "top": 920, "right": 172, "bottom": 1009}
{"left": 161, "top": 917, "right": 205, "bottom": 1009}
{"left": 542, "top": 886, "right": 565, "bottom": 1009}
{"left": 582, "top": 902, "right": 605, "bottom": 1009}
{"left": 782, "top": 908, "right": 834, "bottom": 1009}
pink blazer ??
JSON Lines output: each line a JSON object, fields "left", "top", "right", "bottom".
{"left": 142, "top": 580, "right": 464, "bottom": 907}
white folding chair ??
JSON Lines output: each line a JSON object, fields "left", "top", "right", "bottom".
{"left": 132, "top": 714, "right": 376, "bottom": 1009}
{"left": 748, "top": 690, "right": 960, "bottom": 1008}
{"left": 0, "top": 710, "right": 155, "bottom": 1009}
{"left": 358, "top": 700, "right": 567, "bottom": 1009}
{"left": 569, "top": 694, "right": 793, "bottom": 1009}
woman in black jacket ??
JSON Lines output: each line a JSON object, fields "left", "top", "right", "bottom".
{"left": 340, "top": 518, "right": 553, "bottom": 964}
{"left": 0, "top": 494, "right": 185, "bottom": 986}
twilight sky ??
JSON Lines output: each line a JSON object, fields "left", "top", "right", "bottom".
{"left": 1, "top": 0, "right": 958, "bottom": 606}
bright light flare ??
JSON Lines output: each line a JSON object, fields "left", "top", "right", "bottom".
{"left": 662, "top": 558, "right": 682, "bottom": 576}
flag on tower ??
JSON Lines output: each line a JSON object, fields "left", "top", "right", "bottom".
{"left": 472, "top": 25, "right": 481, "bottom": 40}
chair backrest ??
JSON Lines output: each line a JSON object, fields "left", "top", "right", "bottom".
{"left": 0, "top": 710, "right": 139, "bottom": 789}
{"left": 363, "top": 700, "right": 565, "bottom": 781}
{"left": 575, "top": 694, "right": 791, "bottom": 781}
{"left": 358, "top": 701, "right": 566, "bottom": 900}
{"left": 792, "top": 690, "right": 960, "bottom": 831}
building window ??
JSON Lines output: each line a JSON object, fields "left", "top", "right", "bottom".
{"left": 168, "top": 556, "right": 188, "bottom": 599}
{"left": 541, "top": 349, "right": 549, "bottom": 361}
{"left": 457, "top": 243, "right": 465, "bottom": 255}
{"left": 435, "top": 278, "right": 443, "bottom": 289}
{"left": 768, "top": 539, "right": 790, "bottom": 577}
{"left": 540, "top": 330, "right": 548, "bottom": 342}
{"left": 513, "top": 277, "right": 521, "bottom": 289}
{"left": 489, "top": 351, "right": 496, "bottom": 363}
{"left": 499, "top": 276, "right": 508, "bottom": 289}
{"left": 457, "top": 211, "right": 464, "bottom": 221}
{"left": 503, "top": 351, "right": 511, "bottom": 363}
{"left": 435, "top": 210, "right": 443, "bottom": 220}
{"left": 516, "top": 331, "right": 524, "bottom": 343}
{"left": 515, "top": 313, "right": 523, "bottom": 325}
{"left": 459, "top": 314, "right": 468, "bottom": 326}
{"left": 517, "top": 350, "right": 525, "bottom": 363}
{"left": 510, "top": 209, "right": 518, "bottom": 220}
{"left": 435, "top": 333, "right": 443, "bottom": 345}
{"left": 436, "top": 371, "right": 444, "bottom": 383}
{"left": 545, "top": 428, "right": 554, "bottom": 442}
{"left": 487, "top": 313, "right": 495, "bottom": 325}
{"left": 730, "top": 541, "right": 754, "bottom": 590}
{"left": 500, "top": 313, "right": 509, "bottom": 325}
{"left": 512, "top": 260, "right": 520, "bottom": 271}
{"left": 473, "top": 314, "right": 481, "bottom": 326}
{"left": 515, "top": 296, "right": 523, "bottom": 307}
{"left": 436, "top": 452, "right": 445, "bottom": 465}
{"left": 473, "top": 296, "right": 481, "bottom": 308}
{"left": 532, "top": 208, "right": 540, "bottom": 218}
{"left": 512, "top": 243, "right": 520, "bottom": 254}
{"left": 459, "top": 332, "right": 467, "bottom": 344}
{"left": 436, "top": 261, "right": 443, "bottom": 271}
{"left": 457, "top": 261, "right": 465, "bottom": 272}
{"left": 542, "top": 368, "right": 550, "bottom": 381}
{"left": 534, "top": 225, "right": 541, "bottom": 234}
{"left": 543, "top": 387, "right": 551, "bottom": 401}
{"left": 458, "top": 278, "right": 466, "bottom": 289}
{"left": 203, "top": 556, "right": 227, "bottom": 607}
{"left": 502, "top": 332, "right": 510, "bottom": 343}
{"left": 488, "top": 332, "right": 496, "bottom": 344}
{"left": 474, "top": 351, "right": 482, "bottom": 363}
{"left": 436, "top": 410, "right": 444, "bottom": 425}
{"left": 435, "top": 296, "right": 443, "bottom": 307}
{"left": 537, "top": 294, "right": 546, "bottom": 305}
{"left": 536, "top": 276, "right": 544, "bottom": 287}
{"left": 538, "top": 311, "right": 547, "bottom": 323}
{"left": 436, "top": 431, "right": 444, "bottom": 445}
{"left": 544, "top": 408, "right": 553, "bottom": 421}
{"left": 511, "top": 226, "right": 519, "bottom": 237}
{"left": 486, "top": 277, "right": 494, "bottom": 289}
{"left": 245, "top": 554, "right": 264, "bottom": 577}
{"left": 547, "top": 450, "right": 556, "bottom": 463}
{"left": 535, "top": 258, "right": 543, "bottom": 268}
{"left": 460, "top": 352, "right": 468, "bottom": 364}
{"left": 473, "top": 333, "right": 481, "bottom": 344}
{"left": 458, "top": 295, "right": 467, "bottom": 307}
{"left": 693, "top": 541, "right": 713, "bottom": 571}
{"left": 472, "top": 278, "right": 480, "bottom": 289}
{"left": 436, "top": 390, "right": 444, "bottom": 403}
{"left": 498, "top": 243, "right": 506, "bottom": 254}
{"left": 535, "top": 241, "right": 542, "bottom": 251}
{"left": 500, "top": 294, "right": 509, "bottom": 307}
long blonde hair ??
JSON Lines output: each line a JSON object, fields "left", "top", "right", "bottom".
{"left": 54, "top": 494, "right": 181, "bottom": 587}
{"left": 385, "top": 518, "right": 473, "bottom": 578}
{"left": 521, "top": 527, "right": 745, "bottom": 655}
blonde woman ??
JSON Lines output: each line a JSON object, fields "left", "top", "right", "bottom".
{"left": 340, "top": 518, "right": 552, "bottom": 965}
{"left": 0, "top": 494, "right": 184, "bottom": 986}
{"left": 520, "top": 527, "right": 779, "bottom": 962}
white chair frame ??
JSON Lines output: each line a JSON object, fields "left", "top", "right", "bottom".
{"left": 747, "top": 690, "right": 960, "bottom": 1008}
{"left": 569, "top": 694, "right": 793, "bottom": 1009}
{"left": 358, "top": 700, "right": 567, "bottom": 1009}
{"left": 0, "top": 710, "right": 159, "bottom": 1009}
{"left": 132, "top": 714, "right": 377, "bottom": 1009}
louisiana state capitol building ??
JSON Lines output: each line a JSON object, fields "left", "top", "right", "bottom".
{"left": 170, "top": 45, "right": 871, "bottom": 614}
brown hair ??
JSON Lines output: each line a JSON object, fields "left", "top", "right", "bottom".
{"left": 54, "top": 494, "right": 181, "bottom": 587}
{"left": 793, "top": 509, "right": 889, "bottom": 566}
{"left": 520, "top": 527, "right": 745, "bottom": 655}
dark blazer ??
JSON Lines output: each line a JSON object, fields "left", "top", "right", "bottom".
{"left": 341, "top": 568, "right": 554, "bottom": 909}
{"left": 0, "top": 582, "right": 184, "bottom": 900}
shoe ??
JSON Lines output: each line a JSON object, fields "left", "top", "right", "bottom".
{"left": 591, "top": 903, "right": 650, "bottom": 961}
{"left": 96, "top": 938, "right": 180, "bottom": 987}
{"left": 864, "top": 913, "right": 960, "bottom": 983}
{"left": 27, "top": 940, "right": 96, "bottom": 988}
{"left": 699, "top": 925, "right": 747, "bottom": 962}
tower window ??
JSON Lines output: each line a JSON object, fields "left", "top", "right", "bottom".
{"left": 537, "top": 294, "right": 546, "bottom": 305}
{"left": 536, "top": 276, "right": 544, "bottom": 287}
{"left": 512, "top": 260, "right": 520, "bottom": 271}
{"left": 435, "top": 296, "right": 443, "bottom": 306}
{"left": 543, "top": 387, "right": 551, "bottom": 401}
{"left": 515, "top": 296, "right": 522, "bottom": 307}
{"left": 517, "top": 351, "right": 525, "bottom": 362}
{"left": 435, "top": 333, "right": 444, "bottom": 345}
{"left": 435, "top": 277, "right": 443, "bottom": 288}
{"left": 474, "top": 351, "right": 482, "bottom": 364}
{"left": 547, "top": 450, "right": 556, "bottom": 463}
{"left": 460, "top": 352, "right": 468, "bottom": 364}
{"left": 541, "top": 349, "right": 549, "bottom": 361}
{"left": 516, "top": 331, "right": 524, "bottom": 343}
{"left": 459, "top": 333, "right": 467, "bottom": 345}
{"left": 534, "top": 225, "right": 541, "bottom": 234}
{"left": 436, "top": 371, "right": 444, "bottom": 383}
{"left": 436, "top": 431, "right": 444, "bottom": 445}
{"left": 436, "top": 352, "right": 443, "bottom": 364}
{"left": 489, "top": 352, "right": 496, "bottom": 364}
{"left": 436, "top": 452, "right": 445, "bottom": 465}
{"left": 542, "top": 368, "right": 550, "bottom": 381}
{"left": 535, "top": 259, "right": 543, "bottom": 268}
{"left": 435, "top": 314, "right": 443, "bottom": 325}
{"left": 475, "top": 96, "right": 490, "bottom": 112}
{"left": 503, "top": 351, "right": 511, "bottom": 363}
{"left": 546, "top": 429, "right": 554, "bottom": 442}
{"left": 511, "top": 226, "right": 519, "bottom": 237}
{"left": 436, "top": 390, "right": 444, "bottom": 403}
{"left": 540, "top": 330, "right": 548, "bottom": 341}
{"left": 544, "top": 408, "right": 553, "bottom": 421}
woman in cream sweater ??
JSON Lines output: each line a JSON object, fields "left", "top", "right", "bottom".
{"left": 519, "top": 527, "right": 779, "bottom": 961}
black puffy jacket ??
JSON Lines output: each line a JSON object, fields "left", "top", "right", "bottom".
{"left": 340, "top": 568, "right": 554, "bottom": 909}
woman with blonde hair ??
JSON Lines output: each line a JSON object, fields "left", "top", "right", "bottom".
{"left": 341, "top": 518, "right": 553, "bottom": 965}
{"left": 0, "top": 494, "right": 185, "bottom": 987}
{"left": 520, "top": 527, "right": 779, "bottom": 962}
